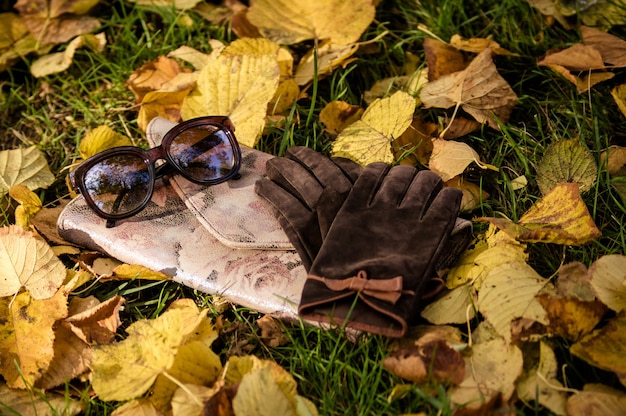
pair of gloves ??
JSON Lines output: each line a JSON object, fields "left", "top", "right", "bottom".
{"left": 255, "top": 147, "right": 470, "bottom": 337}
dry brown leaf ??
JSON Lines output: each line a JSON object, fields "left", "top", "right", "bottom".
{"left": 257, "top": 314, "right": 289, "bottom": 347}
{"left": 438, "top": 116, "right": 481, "bottom": 140}
{"left": 0, "top": 289, "right": 68, "bottom": 388}
{"left": 392, "top": 116, "right": 436, "bottom": 166}
{"left": 383, "top": 340, "right": 465, "bottom": 385}
{"left": 423, "top": 37, "right": 467, "bottom": 81}
{"left": 420, "top": 48, "right": 518, "bottom": 129}
{"left": 539, "top": 43, "right": 606, "bottom": 71}
{"left": 319, "top": 101, "right": 364, "bottom": 135}
{"left": 64, "top": 295, "right": 125, "bottom": 344}
{"left": 294, "top": 41, "right": 359, "bottom": 86}
{"left": 581, "top": 26, "right": 626, "bottom": 67}
{"left": 537, "top": 293, "right": 606, "bottom": 341}
{"left": 127, "top": 56, "right": 190, "bottom": 103}
{"left": 450, "top": 34, "right": 519, "bottom": 56}
{"left": 38, "top": 324, "right": 92, "bottom": 390}
{"left": 429, "top": 138, "right": 495, "bottom": 182}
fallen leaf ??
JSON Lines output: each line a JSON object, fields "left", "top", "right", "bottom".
{"left": 383, "top": 340, "right": 465, "bottom": 385}
{"left": 581, "top": 26, "right": 626, "bottom": 67}
{"left": 437, "top": 116, "right": 481, "bottom": 140}
{"left": 78, "top": 125, "right": 133, "bottom": 160}
{"left": 0, "top": 146, "right": 55, "bottom": 194}
{"left": 137, "top": 84, "right": 196, "bottom": 132}
{"left": 171, "top": 383, "right": 216, "bottom": 416}
{"left": 421, "top": 283, "right": 477, "bottom": 325}
{"left": 257, "top": 314, "right": 289, "bottom": 347}
{"left": 538, "top": 43, "right": 606, "bottom": 71}
{"left": 0, "top": 13, "right": 39, "bottom": 72}
{"left": 294, "top": 41, "right": 359, "bottom": 86}
{"left": 111, "top": 398, "right": 162, "bottom": 416}
{"left": 64, "top": 295, "right": 124, "bottom": 344}
{"left": 0, "top": 383, "right": 83, "bottom": 415}
{"left": 0, "top": 225, "right": 66, "bottom": 299}
{"left": 429, "top": 138, "right": 496, "bottom": 182}
{"left": 423, "top": 37, "right": 467, "bottom": 81}
{"left": 588, "top": 254, "right": 626, "bottom": 312}
{"left": 567, "top": 383, "right": 626, "bottom": 416}
{"left": 392, "top": 116, "right": 435, "bottom": 166}
{"left": 363, "top": 68, "right": 429, "bottom": 105}
{"left": 445, "top": 176, "right": 489, "bottom": 211}
{"left": 9, "top": 184, "right": 42, "bottom": 228}
{"left": 38, "top": 324, "right": 91, "bottom": 390}
{"left": 331, "top": 90, "right": 416, "bottom": 165}
{"left": 516, "top": 342, "right": 567, "bottom": 416}
{"left": 126, "top": 0, "right": 202, "bottom": 9}
{"left": 478, "top": 262, "right": 551, "bottom": 342}
{"left": 231, "top": 367, "right": 295, "bottom": 416}
{"left": 112, "top": 264, "right": 172, "bottom": 281}
{"left": 30, "top": 32, "right": 106, "bottom": 78}
{"left": 246, "top": 0, "right": 375, "bottom": 45}
{"left": 127, "top": 55, "right": 190, "bottom": 103}
{"left": 91, "top": 299, "right": 209, "bottom": 401}
{"left": 536, "top": 138, "right": 598, "bottom": 195}
{"left": 180, "top": 38, "right": 281, "bottom": 147}
{"left": 319, "top": 101, "right": 364, "bottom": 135}
{"left": 0, "top": 289, "right": 68, "bottom": 388}
{"left": 420, "top": 48, "right": 518, "bottom": 129}
{"left": 570, "top": 315, "right": 626, "bottom": 388}
{"left": 449, "top": 34, "right": 519, "bottom": 56}
{"left": 525, "top": 0, "right": 571, "bottom": 28}
{"left": 449, "top": 334, "right": 523, "bottom": 411}
{"left": 480, "top": 182, "right": 602, "bottom": 245}
{"left": 537, "top": 291, "right": 607, "bottom": 341}
{"left": 168, "top": 45, "right": 215, "bottom": 71}
{"left": 601, "top": 144, "right": 626, "bottom": 203}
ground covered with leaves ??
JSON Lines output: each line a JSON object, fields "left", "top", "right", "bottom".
{"left": 1, "top": 0, "right": 626, "bottom": 415}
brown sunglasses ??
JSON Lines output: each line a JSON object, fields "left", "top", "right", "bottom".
{"left": 70, "top": 116, "right": 242, "bottom": 228}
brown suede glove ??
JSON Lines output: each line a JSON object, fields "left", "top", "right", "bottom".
{"left": 255, "top": 146, "right": 361, "bottom": 271}
{"left": 298, "top": 163, "right": 462, "bottom": 337}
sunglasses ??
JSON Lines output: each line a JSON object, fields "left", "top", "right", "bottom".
{"left": 70, "top": 116, "right": 242, "bottom": 228}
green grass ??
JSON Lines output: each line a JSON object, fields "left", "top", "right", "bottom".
{"left": 2, "top": 0, "right": 626, "bottom": 414}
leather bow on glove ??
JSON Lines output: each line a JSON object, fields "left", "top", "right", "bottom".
{"left": 298, "top": 163, "right": 462, "bottom": 337}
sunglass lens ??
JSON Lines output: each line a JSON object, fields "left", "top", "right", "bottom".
{"left": 169, "top": 126, "right": 236, "bottom": 182}
{"left": 82, "top": 154, "right": 152, "bottom": 216}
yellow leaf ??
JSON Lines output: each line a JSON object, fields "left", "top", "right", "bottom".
{"left": 180, "top": 39, "right": 280, "bottom": 148}
{"left": 91, "top": 300, "right": 203, "bottom": 401}
{"left": 536, "top": 139, "right": 597, "bottom": 195}
{"left": 449, "top": 334, "right": 523, "bottom": 410}
{"left": 516, "top": 342, "right": 568, "bottom": 415}
{"left": 571, "top": 315, "right": 626, "bottom": 388}
{"left": 171, "top": 384, "right": 216, "bottom": 416}
{"left": 331, "top": 90, "right": 415, "bottom": 165}
{"left": 420, "top": 283, "right": 477, "bottom": 325}
{"left": 168, "top": 45, "right": 214, "bottom": 70}
{"left": 111, "top": 398, "right": 162, "bottom": 416}
{"left": 429, "top": 138, "right": 496, "bottom": 182}
{"left": 246, "top": 0, "right": 375, "bottom": 45}
{"left": 364, "top": 68, "right": 429, "bottom": 105}
{"left": 445, "top": 176, "right": 489, "bottom": 211}
{"left": 137, "top": 86, "right": 195, "bottom": 132}
{"left": 30, "top": 32, "right": 106, "bottom": 78}
{"left": 480, "top": 182, "right": 601, "bottom": 245}
{"left": 420, "top": 48, "right": 518, "bottom": 129}
{"left": 0, "top": 290, "right": 68, "bottom": 388}
{"left": 232, "top": 367, "right": 297, "bottom": 416}
{"left": 0, "top": 225, "right": 66, "bottom": 299}
{"left": 294, "top": 42, "right": 359, "bottom": 86}
{"left": 78, "top": 125, "right": 133, "bottom": 160}
{"left": 478, "top": 262, "right": 551, "bottom": 343}
{"left": 588, "top": 254, "right": 626, "bottom": 312}
{"left": 611, "top": 84, "right": 626, "bottom": 118}
{"left": 39, "top": 325, "right": 91, "bottom": 390}
{"left": 127, "top": 55, "right": 190, "bottom": 103}
{"left": 113, "top": 263, "right": 172, "bottom": 281}
{"left": 537, "top": 293, "right": 607, "bottom": 341}
{"left": 9, "top": 184, "right": 42, "bottom": 228}
{"left": 0, "top": 146, "right": 55, "bottom": 194}
{"left": 126, "top": 0, "right": 202, "bottom": 9}
{"left": 445, "top": 225, "right": 527, "bottom": 289}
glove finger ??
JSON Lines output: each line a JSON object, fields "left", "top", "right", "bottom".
{"left": 265, "top": 157, "right": 323, "bottom": 208}
{"left": 372, "top": 164, "right": 418, "bottom": 207}
{"left": 345, "top": 162, "right": 391, "bottom": 208}
{"left": 420, "top": 186, "right": 463, "bottom": 226}
{"left": 255, "top": 178, "right": 320, "bottom": 270}
{"left": 286, "top": 146, "right": 355, "bottom": 193}
{"left": 330, "top": 156, "right": 362, "bottom": 183}
{"left": 316, "top": 187, "right": 346, "bottom": 239}
{"left": 398, "top": 170, "right": 443, "bottom": 214}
